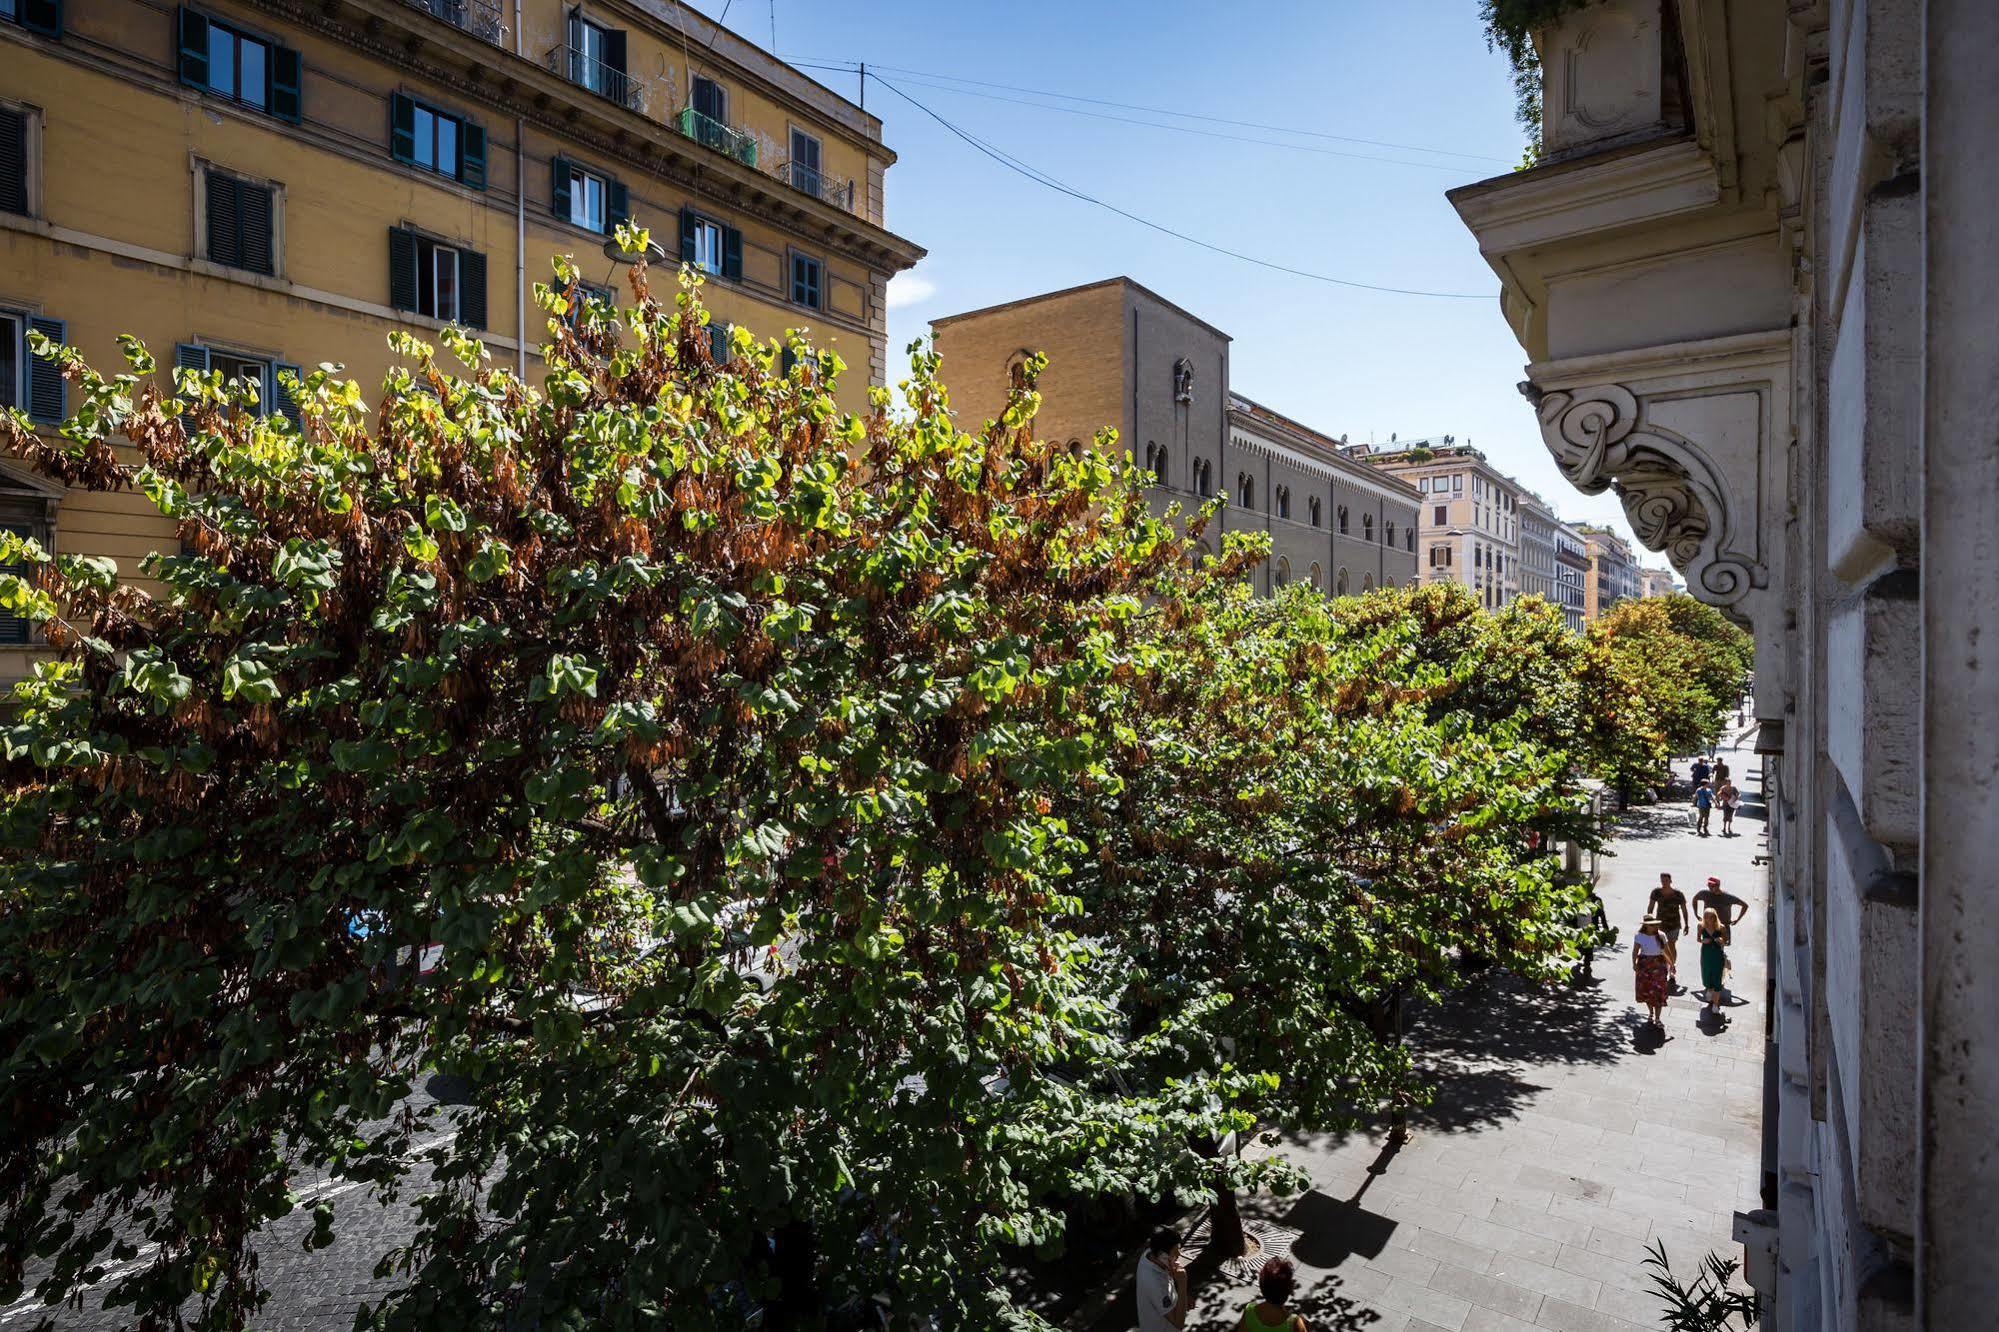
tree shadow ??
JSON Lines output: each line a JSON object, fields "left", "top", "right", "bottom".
{"left": 1398, "top": 969, "right": 1630, "bottom": 1133}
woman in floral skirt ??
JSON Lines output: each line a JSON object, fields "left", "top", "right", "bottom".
{"left": 1631, "top": 914, "right": 1672, "bottom": 1026}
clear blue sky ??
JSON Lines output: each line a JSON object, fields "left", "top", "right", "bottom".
{"left": 693, "top": 0, "right": 1648, "bottom": 550}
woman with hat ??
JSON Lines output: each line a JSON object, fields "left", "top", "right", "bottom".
{"left": 1631, "top": 914, "right": 1672, "bottom": 1026}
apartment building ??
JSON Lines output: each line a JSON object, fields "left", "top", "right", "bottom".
{"left": 1516, "top": 490, "right": 1559, "bottom": 609}
{"left": 1354, "top": 437, "right": 1521, "bottom": 610}
{"left": 1638, "top": 567, "right": 1682, "bottom": 599}
{"left": 0, "top": 0, "right": 922, "bottom": 678}
{"left": 930, "top": 277, "right": 1418, "bottom": 598}
{"left": 1552, "top": 521, "right": 1588, "bottom": 631}
{"left": 1576, "top": 524, "right": 1638, "bottom": 622}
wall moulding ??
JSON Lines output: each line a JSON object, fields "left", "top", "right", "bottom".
{"left": 1522, "top": 330, "right": 1788, "bottom": 612}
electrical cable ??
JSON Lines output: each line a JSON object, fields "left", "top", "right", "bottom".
{"left": 785, "top": 57, "right": 1511, "bottom": 166}
{"left": 869, "top": 76, "right": 1492, "bottom": 301}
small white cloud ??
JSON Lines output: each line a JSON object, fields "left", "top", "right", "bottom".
{"left": 886, "top": 271, "right": 937, "bottom": 310}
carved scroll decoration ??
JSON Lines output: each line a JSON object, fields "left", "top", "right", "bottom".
{"left": 1526, "top": 382, "right": 1761, "bottom": 607}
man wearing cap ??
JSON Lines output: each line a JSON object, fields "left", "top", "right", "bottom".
{"left": 1693, "top": 875, "right": 1748, "bottom": 928}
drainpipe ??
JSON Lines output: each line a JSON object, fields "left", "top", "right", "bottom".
{"left": 514, "top": 0, "right": 526, "bottom": 377}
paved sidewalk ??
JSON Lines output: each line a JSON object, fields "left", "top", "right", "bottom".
{"left": 1115, "top": 738, "right": 1769, "bottom": 1332}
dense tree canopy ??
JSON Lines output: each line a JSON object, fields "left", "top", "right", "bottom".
{"left": 0, "top": 245, "right": 1745, "bottom": 1330}
{"left": 1585, "top": 594, "right": 1753, "bottom": 795}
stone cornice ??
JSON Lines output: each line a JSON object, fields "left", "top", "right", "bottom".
{"left": 1449, "top": 137, "right": 1722, "bottom": 257}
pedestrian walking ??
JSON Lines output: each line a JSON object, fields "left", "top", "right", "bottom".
{"left": 1570, "top": 888, "right": 1612, "bottom": 984}
{"left": 1717, "top": 777, "right": 1740, "bottom": 836}
{"left": 1633, "top": 915, "right": 1672, "bottom": 1027}
{"left": 1136, "top": 1227, "right": 1188, "bottom": 1332}
{"left": 1697, "top": 907, "right": 1732, "bottom": 1021}
{"left": 1240, "top": 1257, "right": 1308, "bottom": 1332}
{"left": 1691, "top": 755, "right": 1712, "bottom": 788}
{"left": 1692, "top": 875, "right": 1748, "bottom": 928}
{"left": 1714, "top": 756, "right": 1731, "bottom": 784}
{"left": 1693, "top": 780, "right": 1714, "bottom": 836}
{"left": 1649, "top": 872, "right": 1691, "bottom": 988}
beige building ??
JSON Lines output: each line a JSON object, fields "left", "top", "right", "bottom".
{"left": 0, "top": 0, "right": 922, "bottom": 681}
{"left": 1638, "top": 566, "right": 1682, "bottom": 599}
{"left": 1449, "top": 0, "right": 1999, "bottom": 1325}
{"left": 931, "top": 278, "right": 1419, "bottom": 597}
{"left": 1577, "top": 524, "right": 1638, "bottom": 621}
{"left": 1355, "top": 437, "right": 1521, "bottom": 610}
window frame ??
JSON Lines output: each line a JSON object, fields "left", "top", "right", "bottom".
{"left": 0, "top": 310, "right": 20, "bottom": 412}
{"left": 788, "top": 249, "right": 823, "bottom": 310}
{"left": 566, "top": 163, "right": 608, "bottom": 232}
{"left": 0, "top": 98, "right": 41, "bottom": 220}
{"left": 194, "top": 158, "right": 283, "bottom": 278}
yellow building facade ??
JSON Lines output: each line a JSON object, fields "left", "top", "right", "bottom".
{"left": 0, "top": 0, "right": 922, "bottom": 679}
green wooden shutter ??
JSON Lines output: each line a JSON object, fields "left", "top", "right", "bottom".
{"left": 390, "top": 93, "right": 416, "bottom": 164}
{"left": 0, "top": 108, "right": 28, "bottom": 218}
{"left": 273, "top": 362, "right": 303, "bottom": 431}
{"left": 721, "top": 225, "right": 742, "bottom": 281}
{"left": 459, "top": 120, "right": 485, "bottom": 189}
{"left": 19, "top": 0, "right": 61, "bottom": 36}
{"left": 458, "top": 248, "right": 487, "bottom": 329}
{"left": 204, "top": 170, "right": 238, "bottom": 267}
{"left": 25, "top": 317, "right": 64, "bottom": 423}
{"left": 388, "top": 228, "right": 417, "bottom": 311}
{"left": 0, "top": 522, "right": 33, "bottom": 645}
{"left": 607, "top": 180, "right": 629, "bottom": 231}
{"left": 551, "top": 158, "right": 570, "bottom": 222}
{"left": 177, "top": 8, "right": 209, "bottom": 88}
{"left": 678, "top": 207, "right": 696, "bottom": 264}
{"left": 707, "top": 323, "right": 729, "bottom": 364}
{"left": 241, "top": 182, "right": 273, "bottom": 275}
{"left": 271, "top": 45, "right": 302, "bottom": 123}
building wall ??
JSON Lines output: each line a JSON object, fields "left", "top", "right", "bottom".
{"left": 0, "top": 0, "right": 920, "bottom": 678}
{"left": 1447, "top": 1, "right": 1999, "bottom": 1325}
{"left": 1362, "top": 445, "right": 1522, "bottom": 608}
{"left": 932, "top": 280, "right": 1130, "bottom": 456}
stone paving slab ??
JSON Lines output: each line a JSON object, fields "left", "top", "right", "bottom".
{"left": 1121, "top": 742, "right": 1768, "bottom": 1332}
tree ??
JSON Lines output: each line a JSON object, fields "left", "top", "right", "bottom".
{"left": 1589, "top": 594, "right": 1752, "bottom": 789}
{"left": 0, "top": 251, "right": 1252, "bottom": 1331}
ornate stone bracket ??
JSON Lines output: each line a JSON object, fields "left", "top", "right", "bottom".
{"left": 1524, "top": 380, "right": 1763, "bottom": 607}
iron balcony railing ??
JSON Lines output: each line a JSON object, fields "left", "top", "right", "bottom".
{"left": 546, "top": 43, "right": 646, "bottom": 114}
{"left": 675, "top": 106, "right": 759, "bottom": 167}
{"left": 402, "top": 0, "right": 504, "bottom": 44}
{"left": 774, "top": 160, "right": 855, "bottom": 213}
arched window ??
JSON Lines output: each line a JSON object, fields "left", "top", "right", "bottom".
{"left": 1236, "top": 473, "right": 1254, "bottom": 508}
{"left": 1337, "top": 505, "right": 1349, "bottom": 535}
{"left": 1309, "top": 497, "right": 1322, "bottom": 527}
{"left": 1067, "top": 439, "right": 1084, "bottom": 459}
{"left": 1274, "top": 557, "right": 1291, "bottom": 589}
{"left": 1192, "top": 458, "right": 1213, "bottom": 497}
{"left": 1337, "top": 567, "right": 1350, "bottom": 595}
{"left": 1406, "top": 528, "right": 1415, "bottom": 552}
{"left": 1275, "top": 485, "right": 1290, "bottom": 520}
{"left": 1309, "top": 561, "right": 1323, "bottom": 590}
{"left": 1363, "top": 513, "right": 1375, "bottom": 543}
{"left": 1362, "top": 572, "right": 1376, "bottom": 592}
{"left": 1385, "top": 521, "right": 1397, "bottom": 547}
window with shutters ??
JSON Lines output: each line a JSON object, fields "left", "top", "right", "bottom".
{"left": 0, "top": 101, "right": 35, "bottom": 219}
{"left": 198, "top": 164, "right": 278, "bottom": 276}
{"left": 1, "top": 309, "right": 65, "bottom": 423}
{"left": 564, "top": 13, "right": 629, "bottom": 107}
{"left": 171, "top": 343, "right": 302, "bottom": 426}
{"left": 679, "top": 209, "right": 739, "bottom": 280}
{"left": 706, "top": 322, "right": 731, "bottom": 365}
{"left": 388, "top": 227, "right": 486, "bottom": 328}
{"left": 0, "top": 509, "right": 50, "bottom": 646}
{"left": 552, "top": 160, "right": 625, "bottom": 235}
{"left": 390, "top": 94, "right": 484, "bottom": 187}
{"left": 788, "top": 252, "right": 822, "bottom": 309}
{"left": 2, "top": 0, "right": 64, "bottom": 37}
{"left": 178, "top": 9, "right": 299, "bottom": 121}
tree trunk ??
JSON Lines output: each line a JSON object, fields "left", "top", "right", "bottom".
{"left": 1207, "top": 1175, "right": 1247, "bottom": 1259}
{"left": 770, "top": 1220, "right": 824, "bottom": 1328}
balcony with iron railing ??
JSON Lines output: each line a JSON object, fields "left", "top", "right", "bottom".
{"left": 401, "top": 0, "right": 504, "bottom": 44}
{"left": 773, "top": 160, "right": 855, "bottom": 213}
{"left": 545, "top": 43, "right": 647, "bottom": 115}
{"left": 675, "top": 106, "right": 759, "bottom": 168}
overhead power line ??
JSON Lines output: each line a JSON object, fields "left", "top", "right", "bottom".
{"left": 789, "top": 64, "right": 1477, "bottom": 175}
{"left": 866, "top": 77, "right": 1492, "bottom": 301}
{"left": 786, "top": 58, "right": 1512, "bottom": 167}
